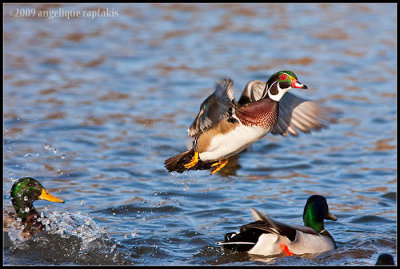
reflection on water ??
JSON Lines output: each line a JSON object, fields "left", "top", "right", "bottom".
{"left": 3, "top": 3, "right": 397, "bottom": 266}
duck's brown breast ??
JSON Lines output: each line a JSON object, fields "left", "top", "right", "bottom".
{"left": 236, "top": 98, "right": 279, "bottom": 129}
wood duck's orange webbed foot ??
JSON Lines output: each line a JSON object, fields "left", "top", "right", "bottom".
{"left": 184, "top": 151, "right": 199, "bottom": 169}
{"left": 210, "top": 159, "right": 228, "bottom": 175}
{"left": 280, "top": 243, "right": 294, "bottom": 256}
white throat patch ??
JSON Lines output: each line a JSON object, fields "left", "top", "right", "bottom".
{"left": 268, "top": 82, "right": 290, "bottom": 102}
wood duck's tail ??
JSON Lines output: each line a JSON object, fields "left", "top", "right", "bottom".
{"left": 164, "top": 149, "right": 212, "bottom": 173}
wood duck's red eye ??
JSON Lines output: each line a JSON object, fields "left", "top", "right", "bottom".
{"left": 280, "top": 74, "right": 287, "bottom": 81}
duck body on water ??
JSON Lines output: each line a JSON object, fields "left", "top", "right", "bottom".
{"left": 218, "top": 195, "right": 337, "bottom": 257}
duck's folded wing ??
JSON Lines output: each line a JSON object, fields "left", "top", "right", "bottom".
{"left": 244, "top": 208, "right": 298, "bottom": 242}
{"left": 187, "top": 78, "right": 237, "bottom": 137}
{"left": 217, "top": 230, "right": 261, "bottom": 251}
{"left": 251, "top": 208, "right": 319, "bottom": 236}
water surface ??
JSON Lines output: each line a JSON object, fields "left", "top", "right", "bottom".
{"left": 3, "top": 3, "right": 397, "bottom": 266}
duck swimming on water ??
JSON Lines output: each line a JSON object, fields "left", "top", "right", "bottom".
{"left": 218, "top": 195, "right": 337, "bottom": 257}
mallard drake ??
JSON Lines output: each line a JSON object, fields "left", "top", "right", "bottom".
{"left": 3, "top": 177, "right": 64, "bottom": 240}
{"left": 165, "top": 71, "right": 335, "bottom": 174}
{"left": 218, "top": 195, "right": 337, "bottom": 257}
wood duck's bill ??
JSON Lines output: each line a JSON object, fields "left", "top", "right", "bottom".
{"left": 290, "top": 77, "right": 308, "bottom": 89}
{"left": 39, "top": 188, "right": 64, "bottom": 203}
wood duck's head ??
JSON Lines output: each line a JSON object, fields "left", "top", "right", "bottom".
{"left": 264, "top": 71, "right": 307, "bottom": 102}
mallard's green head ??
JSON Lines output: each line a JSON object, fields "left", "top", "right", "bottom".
{"left": 10, "top": 177, "right": 64, "bottom": 221}
{"left": 302, "top": 195, "right": 337, "bottom": 232}
{"left": 265, "top": 70, "right": 308, "bottom": 102}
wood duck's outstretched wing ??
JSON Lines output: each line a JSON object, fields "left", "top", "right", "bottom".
{"left": 187, "top": 78, "right": 238, "bottom": 138}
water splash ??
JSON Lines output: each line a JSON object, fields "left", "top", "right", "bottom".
{"left": 5, "top": 211, "right": 105, "bottom": 250}
{"left": 5, "top": 220, "right": 29, "bottom": 246}
{"left": 42, "top": 211, "right": 104, "bottom": 250}
{"left": 5, "top": 210, "right": 132, "bottom": 264}
{"left": 43, "top": 143, "right": 59, "bottom": 154}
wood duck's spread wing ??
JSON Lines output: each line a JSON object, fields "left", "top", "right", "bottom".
{"left": 271, "top": 92, "right": 338, "bottom": 136}
{"left": 187, "top": 78, "right": 237, "bottom": 137}
{"left": 238, "top": 80, "right": 266, "bottom": 105}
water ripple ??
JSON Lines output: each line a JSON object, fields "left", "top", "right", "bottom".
{"left": 3, "top": 3, "right": 397, "bottom": 266}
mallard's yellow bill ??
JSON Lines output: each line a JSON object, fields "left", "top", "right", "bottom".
{"left": 39, "top": 188, "right": 64, "bottom": 203}
{"left": 327, "top": 212, "right": 337, "bottom": 221}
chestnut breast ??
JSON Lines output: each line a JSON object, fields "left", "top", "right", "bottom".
{"left": 235, "top": 98, "right": 279, "bottom": 129}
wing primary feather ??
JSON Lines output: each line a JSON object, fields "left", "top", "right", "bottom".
{"left": 186, "top": 77, "right": 236, "bottom": 138}
{"left": 249, "top": 208, "right": 297, "bottom": 241}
